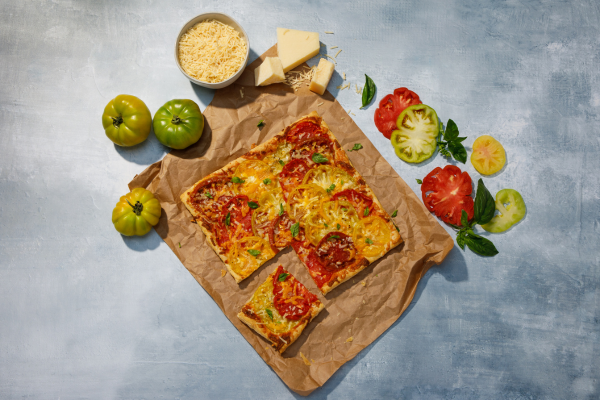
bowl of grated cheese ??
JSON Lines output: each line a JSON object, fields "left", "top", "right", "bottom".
{"left": 175, "top": 13, "right": 250, "bottom": 89}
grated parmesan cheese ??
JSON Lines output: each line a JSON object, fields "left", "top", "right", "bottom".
{"left": 334, "top": 49, "right": 342, "bottom": 58}
{"left": 325, "top": 31, "right": 334, "bottom": 34}
{"left": 343, "top": 72, "right": 346, "bottom": 80}
{"left": 346, "top": 337, "right": 353, "bottom": 343}
{"left": 300, "top": 352, "right": 311, "bottom": 366}
{"left": 330, "top": 46, "right": 338, "bottom": 49}
{"left": 284, "top": 65, "right": 315, "bottom": 91}
{"left": 221, "top": 269, "right": 226, "bottom": 277}
{"left": 178, "top": 19, "right": 247, "bottom": 83}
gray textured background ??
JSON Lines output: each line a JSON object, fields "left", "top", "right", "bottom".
{"left": 1, "top": 0, "right": 599, "bottom": 399}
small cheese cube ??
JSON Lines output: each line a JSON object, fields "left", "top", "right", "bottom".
{"left": 277, "top": 28, "right": 320, "bottom": 73}
{"left": 309, "top": 59, "right": 335, "bottom": 95}
{"left": 254, "top": 57, "right": 285, "bottom": 86}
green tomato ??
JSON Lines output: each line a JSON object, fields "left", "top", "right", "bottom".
{"left": 153, "top": 99, "right": 204, "bottom": 149}
{"left": 112, "top": 188, "right": 161, "bottom": 236}
{"left": 390, "top": 104, "right": 439, "bottom": 163}
{"left": 102, "top": 94, "right": 152, "bottom": 146}
{"left": 481, "top": 189, "right": 526, "bottom": 233}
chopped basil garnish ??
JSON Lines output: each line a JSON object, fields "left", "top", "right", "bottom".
{"left": 278, "top": 160, "right": 285, "bottom": 166}
{"left": 326, "top": 184, "right": 335, "bottom": 193}
{"left": 329, "top": 235, "right": 340, "bottom": 240}
{"left": 312, "top": 153, "right": 328, "bottom": 163}
{"left": 348, "top": 143, "right": 363, "bottom": 152}
{"left": 263, "top": 178, "right": 271, "bottom": 185}
{"left": 391, "top": 210, "right": 397, "bottom": 218}
{"left": 291, "top": 222, "right": 300, "bottom": 237}
{"left": 247, "top": 201, "right": 259, "bottom": 209}
{"left": 364, "top": 207, "right": 369, "bottom": 217}
{"left": 266, "top": 308, "right": 274, "bottom": 320}
{"left": 205, "top": 192, "right": 213, "bottom": 199}
{"left": 336, "top": 223, "right": 341, "bottom": 229}
{"left": 247, "top": 249, "right": 261, "bottom": 257}
{"left": 225, "top": 212, "right": 231, "bottom": 226}
{"left": 257, "top": 119, "right": 265, "bottom": 127}
{"left": 416, "top": 179, "right": 423, "bottom": 184}
{"left": 278, "top": 203, "right": 284, "bottom": 216}
{"left": 365, "top": 238, "right": 374, "bottom": 245}
{"left": 231, "top": 176, "right": 245, "bottom": 184}
{"left": 324, "top": 223, "right": 328, "bottom": 228}
{"left": 278, "top": 273, "right": 289, "bottom": 282}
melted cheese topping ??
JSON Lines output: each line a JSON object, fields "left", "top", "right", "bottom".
{"left": 303, "top": 200, "right": 359, "bottom": 246}
{"left": 287, "top": 184, "right": 329, "bottom": 221}
{"left": 250, "top": 277, "right": 299, "bottom": 334}
{"left": 228, "top": 236, "right": 275, "bottom": 277}
{"left": 353, "top": 216, "right": 391, "bottom": 257}
{"left": 233, "top": 160, "right": 276, "bottom": 197}
{"left": 302, "top": 165, "right": 356, "bottom": 194}
{"left": 178, "top": 19, "right": 247, "bottom": 83}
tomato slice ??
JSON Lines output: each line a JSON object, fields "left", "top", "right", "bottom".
{"left": 391, "top": 104, "right": 439, "bottom": 163}
{"left": 272, "top": 265, "right": 317, "bottom": 320}
{"left": 284, "top": 120, "right": 325, "bottom": 143}
{"left": 290, "top": 136, "right": 333, "bottom": 166}
{"left": 270, "top": 212, "right": 294, "bottom": 249}
{"left": 353, "top": 216, "right": 391, "bottom": 258}
{"left": 421, "top": 165, "right": 474, "bottom": 226}
{"left": 471, "top": 135, "right": 506, "bottom": 175}
{"left": 216, "top": 195, "right": 255, "bottom": 246}
{"left": 278, "top": 159, "right": 310, "bottom": 197}
{"left": 374, "top": 88, "right": 422, "bottom": 139}
{"left": 315, "top": 232, "right": 357, "bottom": 271}
{"left": 481, "top": 189, "right": 526, "bottom": 233}
{"left": 331, "top": 189, "right": 373, "bottom": 218}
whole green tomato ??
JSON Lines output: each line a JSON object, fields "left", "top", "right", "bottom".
{"left": 102, "top": 94, "right": 152, "bottom": 146}
{"left": 153, "top": 99, "right": 204, "bottom": 149}
{"left": 112, "top": 188, "right": 161, "bottom": 236}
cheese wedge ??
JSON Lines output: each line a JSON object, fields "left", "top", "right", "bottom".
{"left": 277, "top": 28, "right": 320, "bottom": 73}
{"left": 309, "top": 58, "right": 335, "bottom": 95}
{"left": 254, "top": 57, "right": 285, "bottom": 86}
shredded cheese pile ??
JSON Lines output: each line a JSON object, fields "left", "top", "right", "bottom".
{"left": 284, "top": 66, "right": 315, "bottom": 91}
{"left": 178, "top": 19, "right": 247, "bottom": 83}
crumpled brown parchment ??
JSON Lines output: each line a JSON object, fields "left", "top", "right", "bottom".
{"left": 128, "top": 45, "right": 454, "bottom": 396}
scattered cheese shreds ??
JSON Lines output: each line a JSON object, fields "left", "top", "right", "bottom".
{"left": 300, "top": 352, "right": 311, "bottom": 366}
{"left": 284, "top": 66, "right": 315, "bottom": 91}
{"left": 240, "top": 88, "right": 244, "bottom": 98}
{"left": 347, "top": 108, "right": 351, "bottom": 114}
{"left": 325, "top": 31, "right": 334, "bottom": 34}
{"left": 317, "top": 102, "right": 324, "bottom": 106}
{"left": 335, "top": 49, "right": 342, "bottom": 58}
{"left": 351, "top": 112, "right": 356, "bottom": 116}
{"left": 361, "top": 281, "right": 366, "bottom": 286}
{"left": 336, "top": 83, "right": 350, "bottom": 90}
{"left": 221, "top": 269, "right": 226, "bottom": 277}
{"left": 343, "top": 72, "right": 346, "bottom": 80}
{"left": 178, "top": 19, "right": 247, "bottom": 83}
{"left": 311, "top": 359, "right": 315, "bottom": 363}
{"left": 346, "top": 337, "right": 354, "bottom": 343}
{"left": 323, "top": 54, "right": 337, "bottom": 64}
{"left": 355, "top": 84, "right": 363, "bottom": 94}
{"left": 362, "top": 300, "right": 365, "bottom": 304}
{"left": 330, "top": 46, "right": 338, "bottom": 49}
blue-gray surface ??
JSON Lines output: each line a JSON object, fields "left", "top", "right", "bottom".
{"left": 1, "top": 0, "right": 599, "bottom": 398}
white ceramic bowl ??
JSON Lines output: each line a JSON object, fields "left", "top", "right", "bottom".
{"left": 175, "top": 13, "right": 250, "bottom": 89}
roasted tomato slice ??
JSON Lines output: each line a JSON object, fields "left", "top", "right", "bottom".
{"left": 315, "top": 232, "right": 357, "bottom": 271}
{"left": 374, "top": 88, "right": 422, "bottom": 139}
{"left": 421, "top": 165, "right": 474, "bottom": 226}
{"left": 278, "top": 159, "right": 310, "bottom": 197}
{"left": 331, "top": 189, "right": 373, "bottom": 217}
{"left": 272, "top": 266, "right": 317, "bottom": 320}
{"left": 270, "top": 212, "right": 294, "bottom": 249}
{"left": 290, "top": 136, "right": 333, "bottom": 166}
{"left": 471, "top": 135, "right": 506, "bottom": 175}
{"left": 284, "top": 120, "right": 325, "bottom": 143}
{"left": 216, "top": 195, "right": 255, "bottom": 245}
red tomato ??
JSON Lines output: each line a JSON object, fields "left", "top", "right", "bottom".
{"left": 272, "top": 265, "right": 317, "bottom": 320}
{"left": 284, "top": 120, "right": 325, "bottom": 143}
{"left": 215, "top": 195, "right": 254, "bottom": 245}
{"left": 374, "top": 88, "right": 422, "bottom": 139}
{"left": 278, "top": 159, "right": 310, "bottom": 196}
{"left": 331, "top": 189, "right": 373, "bottom": 218}
{"left": 421, "top": 165, "right": 474, "bottom": 226}
{"left": 269, "top": 212, "right": 293, "bottom": 249}
{"left": 315, "top": 232, "right": 357, "bottom": 270}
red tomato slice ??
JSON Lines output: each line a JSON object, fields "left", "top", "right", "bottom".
{"left": 272, "top": 265, "right": 317, "bottom": 320}
{"left": 269, "top": 212, "right": 293, "bottom": 249}
{"left": 331, "top": 189, "right": 373, "bottom": 218}
{"left": 216, "top": 195, "right": 255, "bottom": 245}
{"left": 421, "top": 165, "right": 474, "bottom": 226}
{"left": 315, "top": 232, "right": 357, "bottom": 271}
{"left": 284, "top": 120, "right": 325, "bottom": 143}
{"left": 374, "top": 88, "right": 422, "bottom": 139}
{"left": 278, "top": 159, "right": 310, "bottom": 197}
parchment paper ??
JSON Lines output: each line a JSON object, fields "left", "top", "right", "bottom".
{"left": 129, "top": 45, "right": 454, "bottom": 396}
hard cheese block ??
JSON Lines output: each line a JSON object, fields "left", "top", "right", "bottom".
{"left": 255, "top": 57, "right": 285, "bottom": 86}
{"left": 277, "top": 28, "right": 320, "bottom": 73}
{"left": 309, "top": 58, "right": 335, "bottom": 95}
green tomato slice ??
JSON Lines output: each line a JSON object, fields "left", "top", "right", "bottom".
{"left": 481, "top": 189, "right": 526, "bottom": 233}
{"left": 390, "top": 104, "right": 439, "bottom": 163}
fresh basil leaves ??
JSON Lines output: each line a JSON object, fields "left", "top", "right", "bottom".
{"left": 438, "top": 119, "right": 467, "bottom": 163}
{"left": 231, "top": 176, "right": 245, "bottom": 184}
{"left": 348, "top": 143, "right": 363, "bottom": 152}
{"left": 247, "top": 201, "right": 259, "bottom": 209}
{"left": 266, "top": 308, "right": 274, "bottom": 320}
{"left": 278, "top": 273, "right": 289, "bottom": 282}
{"left": 247, "top": 249, "right": 261, "bottom": 257}
{"left": 360, "top": 74, "right": 376, "bottom": 109}
{"left": 290, "top": 222, "right": 300, "bottom": 237}
{"left": 312, "top": 153, "right": 328, "bottom": 163}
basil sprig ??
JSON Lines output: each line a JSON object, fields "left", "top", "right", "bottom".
{"left": 278, "top": 203, "right": 284, "bottom": 216}
{"left": 265, "top": 308, "right": 274, "bottom": 320}
{"left": 290, "top": 222, "right": 300, "bottom": 237}
{"left": 348, "top": 143, "right": 363, "bottom": 152}
{"left": 437, "top": 119, "right": 467, "bottom": 163}
{"left": 278, "top": 273, "right": 289, "bottom": 282}
{"left": 247, "top": 249, "right": 261, "bottom": 257}
{"left": 452, "top": 179, "right": 498, "bottom": 257}
{"left": 231, "top": 176, "right": 245, "bottom": 184}
{"left": 360, "top": 74, "right": 376, "bottom": 109}
{"left": 312, "top": 153, "right": 328, "bottom": 163}
{"left": 247, "top": 201, "right": 259, "bottom": 209}
{"left": 326, "top": 184, "right": 335, "bottom": 193}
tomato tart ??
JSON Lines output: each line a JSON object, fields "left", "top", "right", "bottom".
{"left": 237, "top": 265, "right": 324, "bottom": 353}
{"left": 181, "top": 112, "right": 402, "bottom": 290}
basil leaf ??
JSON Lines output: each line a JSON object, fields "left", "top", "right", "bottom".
{"left": 278, "top": 203, "right": 284, "bottom": 216}
{"left": 231, "top": 176, "right": 245, "bottom": 184}
{"left": 474, "top": 179, "right": 495, "bottom": 225}
{"left": 391, "top": 210, "right": 398, "bottom": 218}
{"left": 291, "top": 222, "right": 300, "bottom": 237}
{"left": 324, "top": 223, "right": 328, "bottom": 228}
{"left": 364, "top": 207, "right": 369, "bottom": 217}
{"left": 463, "top": 233, "right": 499, "bottom": 256}
{"left": 395, "top": 224, "right": 400, "bottom": 233}
{"left": 329, "top": 235, "right": 340, "bottom": 240}
{"left": 349, "top": 143, "right": 363, "bottom": 152}
{"left": 263, "top": 178, "right": 271, "bottom": 185}
{"left": 416, "top": 179, "right": 422, "bottom": 184}
{"left": 178, "top": 242, "right": 181, "bottom": 248}
{"left": 225, "top": 212, "right": 231, "bottom": 226}
{"left": 257, "top": 119, "right": 265, "bottom": 127}
{"left": 448, "top": 140, "right": 467, "bottom": 164}
{"left": 205, "top": 192, "right": 213, "bottom": 199}
{"left": 336, "top": 223, "right": 341, "bottom": 229}
{"left": 365, "top": 238, "right": 373, "bottom": 245}
{"left": 360, "top": 74, "right": 376, "bottom": 109}
{"left": 326, "top": 184, "right": 335, "bottom": 193}
{"left": 247, "top": 201, "right": 259, "bottom": 209}
{"left": 266, "top": 308, "right": 274, "bottom": 320}
{"left": 312, "top": 153, "right": 328, "bottom": 163}
{"left": 278, "top": 273, "right": 289, "bottom": 282}
{"left": 247, "top": 249, "right": 261, "bottom": 257}
{"left": 456, "top": 230, "right": 466, "bottom": 250}
{"left": 278, "top": 160, "right": 285, "bottom": 166}
{"left": 444, "top": 119, "right": 459, "bottom": 141}
{"left": 461, "top": 209, "right": 469, "bottom": 228}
